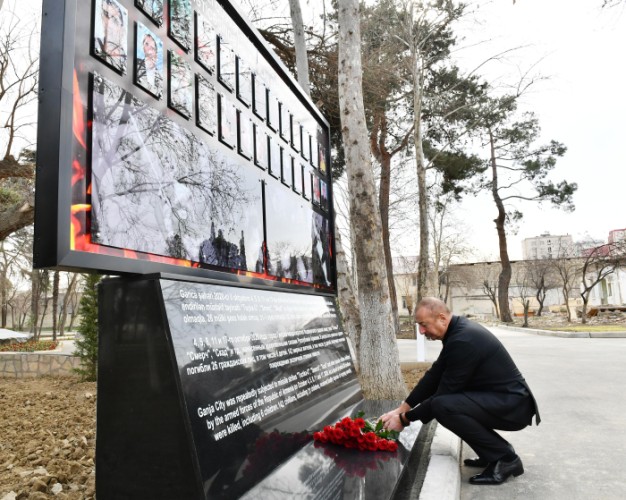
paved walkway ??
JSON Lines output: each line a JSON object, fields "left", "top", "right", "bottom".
{"left": 402, "top": 325, "right": 626, "bottom": 500}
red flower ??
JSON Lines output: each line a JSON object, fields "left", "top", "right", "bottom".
{"left": 387, "top": 441, "right": 398, "bottom": 452}
{"left": 354, "top": 418, "right": 366, "bottom": 428}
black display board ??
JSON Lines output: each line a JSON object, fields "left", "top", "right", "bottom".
{"left": 35, "top": 0, "right": 335, "bottom": 292}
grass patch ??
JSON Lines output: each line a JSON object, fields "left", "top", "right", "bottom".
{"left": 0, "top": 339, "right": 59, "bottom": 352}
{"left": 543, "top": 325, "right": 626, "bottom": 332}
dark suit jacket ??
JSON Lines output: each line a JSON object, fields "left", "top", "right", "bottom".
{"left": 405, "top": 315, "right": 540, "bottom": 426}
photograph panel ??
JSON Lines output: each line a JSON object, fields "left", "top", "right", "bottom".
{"left": 218, "top": 35, "right": 236, "bottom": 91}
{"left": 312, "top": 175, "right": 320, "bottom": 206}
{"left": 281, "top": 153, "right": 293, "bottom": 188}
{"left": 236, "top": 57, "right": 252, "bottom": 107}
{"left": 168, "top": 0, "right": 192, "bottom": 51}
{"left": 268, "top": 138, "right": 281, "bottom": 179}
{"left": 320, "top": 179, "right": 329, "bottom": 212}
{"left": 195, "top": 11, "right": 216, "bottom": 73}
{"left": 265, "top": 183, "right": 314, "bottom": 283}
{"left": 196, "top": 74, "right": 216, "bottom": 135}
{"left": 237, "top": 111, "right": 254, "bottom": 160}
{"left": 312, "top": 212, "right": 332, "bottom": 287}
{"left": 135, "top": 0, "right": 163, "bottom": 26}
{"left": 218, "top": 94, "right": 237, "bottom": 148}
{"left": 252, "top": 75, "right": 266, "bottom": 121}
{"left": 254, "top": 126, "right": 268, "bottom": 170}
{"left": 267, "top": 90, "right": 279, "bottom": 132}
{"left": 93, "top": 0, "right": 128, "bottom": 74}
{"left": 135, "top": 22, "right": 163, "bottom": 98}
{"left": 292, "top": 159, "right": 302, "bottom": 195}
{"left": 168, "top": 51, "right": 193, "bottom": 118}
{"left": 302, "top": 166, "right": 312, "bottom": 201}
{"left": 279, "top": 103, "right": 290, "bottom": 143}
{"left": 91, "top": 73, "right": 264, "bottom": 271}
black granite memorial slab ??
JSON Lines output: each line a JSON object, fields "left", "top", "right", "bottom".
{"left": 100, "top": 275, "right": 410, "bottom": 500}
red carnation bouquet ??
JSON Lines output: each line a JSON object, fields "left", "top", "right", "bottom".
{"left": 312, "top": 411, "right": 399, "bottom": 452}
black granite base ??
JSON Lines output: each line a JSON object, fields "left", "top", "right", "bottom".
{"left": 95, "top": 275, "right": 423, "bottom": 499}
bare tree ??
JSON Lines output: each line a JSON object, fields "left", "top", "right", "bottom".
{"left": 337, "top": 0, "right": 405, "bottom": 399}
{"left": 525, "top": 258, "right": 557, "bottom": 317}
{"left": 579, "top": 244, "right": 620, "bottom": 324}
{"left": 552, "top": 256, "right": 579, "bottom": 322}
{"left": 287, "top": 0, "right": 311, "bottom": 95}
{"left": 512, "top": 263, "right": 533, "bottom": 327}
{"left": 59, "top": 273, "right": 79, "bottom": 336}
{"left": 0, "top": 0, "right": 39, "bottom": 240}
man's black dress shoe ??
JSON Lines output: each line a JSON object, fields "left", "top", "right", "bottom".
{"left": 463, "top": 457, "right": 489, "bottom": 468}
{"left": 469, "top": 456, "right": 524, "bottom": 485}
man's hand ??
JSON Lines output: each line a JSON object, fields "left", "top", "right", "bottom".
{"left": 380, "top": 402, "right": 411, "bottom": 430}
{"left": 384, "top": 414, "right": 406, "bottom": 432}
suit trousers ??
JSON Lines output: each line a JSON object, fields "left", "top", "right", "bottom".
{"left": 431, "top": 393, "right": 528, "bottom": 463}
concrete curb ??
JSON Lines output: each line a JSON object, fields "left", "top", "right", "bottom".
{"left": 418, "top": 424, "right": 461, "bottom": 500}
{"left": 495, "top": 324, "right": 626, "bottom": 338}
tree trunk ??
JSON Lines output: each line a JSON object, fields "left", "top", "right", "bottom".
{"left": 30, "top": 271, "right": 40, "bottom": 339}
{"left": 489, "top": 130, "right": 513, "bottom": 323}
{"left": 335, "top": 232, "right": 362, "bottom": 372}
{"left": 288, "top": 0, "right": 311, "bottom": 96}
{"left": 52, "top": 271, "right": 60, "bottom": 341}
{"left": 372, "top": 112, "right": 399, "bottom": 332}
{"left": 581, "top": 297, "right": 589, "bottom": 325}
{"left": 337, "top": 0, "right": 405, "bottom": 399}
{"left": 522, "top": 300, "right": 529, "bottom": 327}
{"left": 59, "top": 273, "right": 79, "bottom": 336}
{"left": 414, "top": 58, "right": 430, "bottom": 302}
{"left": 562, "top": 285, "right": 572, "bottom": 322}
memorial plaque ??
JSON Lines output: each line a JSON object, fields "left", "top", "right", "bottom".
{"left": 160, "top": 279, "right": 360, "bottom": 498}
{"left": 37, "top": 0, "right": 336, "bottom": 287}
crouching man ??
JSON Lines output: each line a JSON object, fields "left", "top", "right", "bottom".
{"left": 381, "top": 297, "right": 540, "bottom": 485}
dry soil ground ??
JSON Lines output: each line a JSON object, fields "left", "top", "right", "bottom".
{"left": 0, "top": 378, "right": 96, "bottom": 500}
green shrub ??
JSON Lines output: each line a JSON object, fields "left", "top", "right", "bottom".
{"left": 73, "top": 274, "right": 101, "bottom": 381}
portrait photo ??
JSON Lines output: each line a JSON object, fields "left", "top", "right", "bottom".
{"left": 135, "top": 0, "right": 163, "bottom": 26}
{"left": 168, "top": 51, "right": 193, "bottom": 118}
{"left": 318, "top": 141, "right": 328, "bottom": 175}
{"left": 135, "top": 23, "right": 163, "bottom": 98}
{"left": 320, "top": 179, "right": 329, "bottom": 211}
{"left": 195, "top": 12, "right": 215, "bottom": 73}
{"left": 93, "top": 0, "right": 128, "bottom": 74}
{"left": 168, "top": 0, "right": 192, "bottom": 51}
{"left": 312, "top": 176, "right": 321, "bottom": 206}
{"left": 196, "top": 75, "right": 216, "bottom": 135}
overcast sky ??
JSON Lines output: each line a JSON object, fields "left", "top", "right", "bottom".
{"left": 450, "top": 0, "right": 626, "bottom": 260}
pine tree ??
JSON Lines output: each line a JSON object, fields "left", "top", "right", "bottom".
{"left": 73, "top": 274, "right": 101, "bottom": 381}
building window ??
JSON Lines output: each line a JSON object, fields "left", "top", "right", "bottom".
{"left": 402, "top": 296, "right": 408, "bottom": 309}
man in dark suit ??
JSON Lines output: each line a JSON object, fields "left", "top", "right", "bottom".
{"left": 381, "top": 297, "right": 540, "bottom": 485}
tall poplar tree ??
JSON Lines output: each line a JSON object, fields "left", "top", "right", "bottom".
{"left": 337, "top": 0, "right": 406, "bottom": 399}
